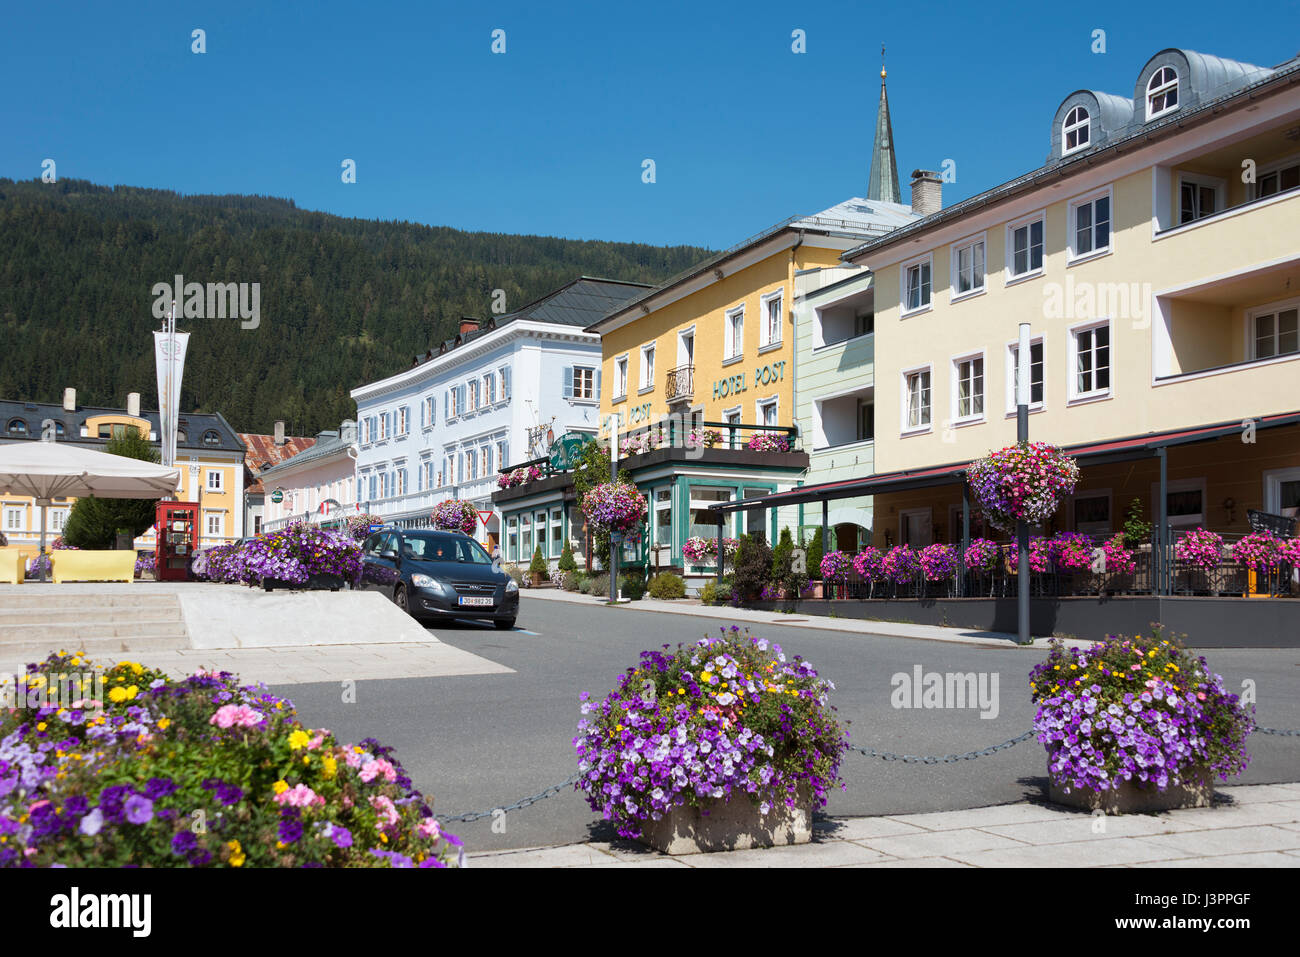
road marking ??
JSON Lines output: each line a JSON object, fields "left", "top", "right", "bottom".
{"left": 515, "top": 628, "right": 541, "bottom": 636}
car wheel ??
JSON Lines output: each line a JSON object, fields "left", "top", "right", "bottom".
{"left": 395, "top": 585, "right": 409, "bottom": 614}
{"left": 494, "top": 618, "right": 516, "bottom": 630}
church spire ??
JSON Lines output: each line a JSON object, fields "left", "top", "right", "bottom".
{"left": 867, "top": 45, "right": 902, "bottom": 205}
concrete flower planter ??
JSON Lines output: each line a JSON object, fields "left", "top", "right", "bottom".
{"left": 638, "top": 791, "right": 812, "bottom": 855}
{"left": 261, "top": 573, "right": 346, "bottom": 592}
{"left": 1048, "top": 764, "right": 1214, "bottom": 814}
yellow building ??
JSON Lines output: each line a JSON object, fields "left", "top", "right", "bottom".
{"left": 589, "top": 200, "right": 915, "bottom": 437}
{"left": 836, "top": 48, "right": 1300, "bottom": 549}
{"left": 0, "top": 390, "right": 246, "bottom": 550}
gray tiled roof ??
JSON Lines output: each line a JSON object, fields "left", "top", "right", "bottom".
{"left": 0, "top": 398, "right": 244, "bottom": 454}
{"left": 256, "top": 427, "right": 356, "bottom": 479}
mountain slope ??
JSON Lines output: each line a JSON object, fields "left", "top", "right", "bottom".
{"left": 0, "top": 178, "right": 711, "bottom": 435}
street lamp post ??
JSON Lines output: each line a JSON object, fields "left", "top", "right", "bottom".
{"left": 1016, "top": 322, "right": 1032, "bottom": 645}
{"left": 608, "top": 412, "right": 619, "bottom": 604}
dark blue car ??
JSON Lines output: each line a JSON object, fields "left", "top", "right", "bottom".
{"left": 359, "top": 528, "right": 519, "bottom": 629}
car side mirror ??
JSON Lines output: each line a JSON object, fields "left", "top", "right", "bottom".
{"left": 381, "top": 550, "right": 398, "bottom": 561}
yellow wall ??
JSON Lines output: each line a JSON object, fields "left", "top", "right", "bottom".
{"left": 863, "top": 163, "right": 1300, "bottom": 474}
{"left": 598, "top": 241, "right": 847, "bottom": 433}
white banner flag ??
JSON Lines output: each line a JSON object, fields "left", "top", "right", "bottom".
{"left": 153, "top": 330, "right": 190, "bottom": 468}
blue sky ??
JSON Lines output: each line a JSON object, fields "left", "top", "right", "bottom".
{"left": 3, "top": 0, "right": 1297, "bottom": 249}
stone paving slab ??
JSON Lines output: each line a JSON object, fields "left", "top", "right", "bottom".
{"left": 466, "top": 783, "right": 1300, "bottom": 868}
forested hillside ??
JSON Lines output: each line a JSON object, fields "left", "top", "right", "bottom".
{"left": 0, "top": 178, "right": 710, "bottom": 435}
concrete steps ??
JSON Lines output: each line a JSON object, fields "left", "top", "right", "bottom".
{"left": 0, "top": 592, "right": 190, "bottom": 663}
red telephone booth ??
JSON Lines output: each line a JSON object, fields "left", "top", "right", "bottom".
{"left": 155, "top": 501, "right": 199, "bottom": 581}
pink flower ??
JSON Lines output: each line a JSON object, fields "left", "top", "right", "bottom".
{"left": 370, "top": 794, "right": 399, "bottom": 826}
{"left": 359, "top": 758, "right": 397, "bottom": 783}
{"left": 274, "top": 784, "right": 324, "bottom": 808}
{"left": 344, "top": 750, "right": 363, "bottom": 768}
{"left": 209, "top": 704, "right": 264, "bottom": 729}
{"left": 418, "top": 817, "right": 441, "bottom": 840}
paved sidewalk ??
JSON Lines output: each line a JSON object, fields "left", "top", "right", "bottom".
{"left": 469, "top": 782, "right": 1300, "bottom": 868}
{"left": 522, "top": 587, "right": 1090, "bottom": 649}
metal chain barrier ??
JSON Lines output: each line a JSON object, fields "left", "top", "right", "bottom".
{"left": 435, "top": 723, "right": 1300, "bottom": 821}
{"left": 436, "top": 773, "right": 582, "bottom": 823}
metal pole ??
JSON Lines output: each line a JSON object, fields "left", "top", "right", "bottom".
{"left": 960, "top": 482, "right": 971, "bottom": 597}
{"left": 1016, "top": 322, "right": 1031, "bottom": 645}
{"left": 609, "top": 413, "right": 619, "bottom": 603}
{"left": 1157, "top": 446, "right": 1168, "bottom": 598}
{"left": 38, "top": 501, "right": 48, "bottom": 583}
{"left": 716, "top": 512, "right": 724, "bottom": 587}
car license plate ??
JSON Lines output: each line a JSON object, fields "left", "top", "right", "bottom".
{"left": 458, "top": 596, "right": 494, "bottom": 607}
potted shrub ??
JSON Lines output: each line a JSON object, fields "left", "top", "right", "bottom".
{"left": 1030, "top": 629, "right": 1253, "bottom": 813}
{"left": 0, "top": 652, "right": 464, "bottom": 867}
{"left": 852, "top": 547, "right": 885, "bottom": 599}
{"left": 918, "top": 543, "right": 959, "bottom": 597}
{"left": 819, "top": 551, "right": 852, "bottom": 599}
{"left": 881, "top": 544, "right": 919, "bottom": 598}
{"left": 962, "top": 539, "right": 1000, "bottom": 597}
{"left": 648, "top": 572, "right": 686, "bottom": 599}
{"left": 1174, "top": 527, "right": 1224, "bottom": 595}
{"left": 574, "top": 628, "right": 849, "bottom": 854}
{"left": 528, "top": 545, "right": 548, "bottom": 586}
{"left": 1099, "top": 534, "right": 1137, "bottom": 594}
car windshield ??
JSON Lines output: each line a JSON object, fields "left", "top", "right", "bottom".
{"left": 403, "top": 534, "right": 492, "bottom": 565}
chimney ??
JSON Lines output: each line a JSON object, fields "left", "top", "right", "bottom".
{"left": 459, "top": 317, "right": 481, "bottom": 335}
{"left": 62, "top": 388, "right": 76, "bottom": 412}
{"left": 340, "top": 419, "right": 357, "bottom": 444}
{"left": 274, "top": 420, "right": 286, "bottom": 446}
{"left": 127, "top": 392, "right": 141, "bottom": 417}
{"left": 910, "top": 170, "right": 942, "bottom": 217}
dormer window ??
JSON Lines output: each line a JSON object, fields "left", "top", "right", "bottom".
{"left": 202, "top": 429, "right": 221, "bottom": 446}
{"left": 1147, "top": 67, "right": 1178, "bottom": 120}
{"left": 6, "top": 419, "right": 27, "bottom": 436}
{"left": 1062, "top": 106, "right": 1090, "bottom": 155}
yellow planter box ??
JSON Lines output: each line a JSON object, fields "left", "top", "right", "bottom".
{"left": 51, "top": 550, "right": 136, "bottom": 584}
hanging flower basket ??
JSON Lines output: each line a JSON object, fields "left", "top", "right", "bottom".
{"left": 581, "top": 481, "right": 646, "bottom": 538}
{"left": 346, "top": 513, "right": 383, "bottom": 541}
{"left": 431, "top": 500, "right": 479, "bottom": 536}
{"left": 966, "top": 442, "right": 1080, "bottom": 534}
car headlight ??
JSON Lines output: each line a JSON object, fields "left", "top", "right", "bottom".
{"left": 505, "top": 578, "right": 519, "bottom": 593}
{"left": 411, "top": 574, "right": 442, "bottom": 591}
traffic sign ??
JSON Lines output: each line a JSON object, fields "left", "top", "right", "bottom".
{"left": 478, "top": 510, "right": 494, "bottom": 527}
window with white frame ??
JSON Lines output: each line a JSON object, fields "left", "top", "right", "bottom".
{"left": 497, "top": 440, "right": 509, "bottom": 469}
{"left": 952, "top": 354, "right": 985, "bottom": 422}
{"left": 550, "top": 508, "right": 563, "bottom": 557}
{"left": 500, "top": 366, "right": 511, "bottom": 400}
{"left": 1007, "top": 338, "right": 1045, "bottom": 411}
{"left": 49, "top": 509, "right": 68, "bottom": 533}
{"left": 760, "top": 291, "right": 783, "bottom": 347}
{"left": 398, "top": 407, "right": 408, "bottom": 434}
{"left": 613, "top": 356, "right": 628, "bottom": 398}
{"left": 1008, "top": 215, "right": 1045, "bottom": 278}
{"left": 468, "top": 381, "right": 480, "bottom": 412}
{"left": 902, "top": 256, "right": 932, "bottom": 313}
{"left": 506, "top": 516, "right": 518, "bottom": 562}
{"left": 465, "top": 450, "right": 477, "bottom": 481}
{"left": 1069, "top": 190, "right": 1111, "bottom": 260}
{"left": 1151, "top": 478, "right": 1206, "bottom": 528}
{"left": 640, "top": 344, "right": 655, "bottom": 390}
{"left": 379, "top": 413, "right": 389, "bottom": 440}
{"left": 903, "top": 368, "right": 932, "bottom": 431}
{"left": 1255, "top": 158, "right": 1300, "bottom": 200}
{"left": 1062, "top": 105, "right": 1090, "bottom": 154}
{"left": 206, "top": 512, "right": 223, "bottom": 537}
{"left": 1072, "top": 491, "right": 1112, "bottom": 535}
{"left": 757, "top": 397, "right": 778, "bottom": 428}
{"left": 570, "top": 365, "right": 595, "bottom": 400}
{"left": 1249, "top": 300, "right": 1299, "bottom": 360}
{"left": 484, "top": 372, "right": 496, "bottom": 404}
{"left": 423, "top": 395, "right": 435, "bottom": 428}
{"left": 1178, "top": 173, "right": 1224, "bottom": 225}
{"left": 952, "top": 238, "right": 985, "bottom": 298}
{"left": 206, "top": 470, "right": 223, "bottom": 492}
{"left": 1071, "top": 322, "right": 1111, "bottom": 398}
{"left": 3, "top": 507, "right": 24, "bottom": 532}
{"left": 1146, "top": 66, "right": 1178, "bottom": 119}
{"left": 724, "top": 306, "right": 744, "bottom": 359}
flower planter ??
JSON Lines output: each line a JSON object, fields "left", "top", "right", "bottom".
{"left": 638, "top": 791, "right": 812, "bottom": 855}
{"left": 262, "top": 572, "right": 346, "bottom": 592}
{"left": 1047, "top": 764, "right": 1213, "bottom": 814}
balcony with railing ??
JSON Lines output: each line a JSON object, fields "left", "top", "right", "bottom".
{"left": 664, "top": 364, "right": 693, "bottom": 403}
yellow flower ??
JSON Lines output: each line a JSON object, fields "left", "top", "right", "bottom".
{"left": 36, "top": 722, "right": 46, "bottom": 732}
{"left": 288, "top": 729, "right": 311, "bottom": 750}
{"left": 107, "top": 687, "right": 129, "bottom": 703}
{"left": 125, "top": 685, "right": 139, "bottom": 699}
{"left": 322, "top": 756, "right": 338, "bottom": 779}
{"left": 228, "top": 840, "right": 246, "bottom": 867}
{"left": 272, "top": 780, "right": 289, "bottom": 796}
{"left": 157, "top": 717, "right": 171, "bottom": 731}
{"left": 302, "top": 755, "right": 311, "bottom": 766}
{"left": 379, "top": 833, "right": 388, "bottom": 843}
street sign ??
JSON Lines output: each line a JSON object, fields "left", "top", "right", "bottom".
{"left": 478, "top": 510, "right": 494, "bottom": 528}
{"left": 549, "top": 431, "right": 586, "bottom": 471}
{"left": 369, "top": 524, "right": 383, "bottom": 533}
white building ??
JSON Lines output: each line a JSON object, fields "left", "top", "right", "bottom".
{"left": 349, "top": 277, "right": 650, "bottom": 551}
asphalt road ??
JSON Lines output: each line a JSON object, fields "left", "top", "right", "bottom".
{"left": 275, "top": 596, "right": 1300, "bottom": 852}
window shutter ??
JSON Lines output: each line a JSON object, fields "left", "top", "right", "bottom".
{"left": 562, "top": 366, "right": 574, "bottom": 399}
{"left": 595, "top": 369, "right": 601, "bottom": 399}
{"left": 502, "top": 367, "right": 511, "bottom": 399}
